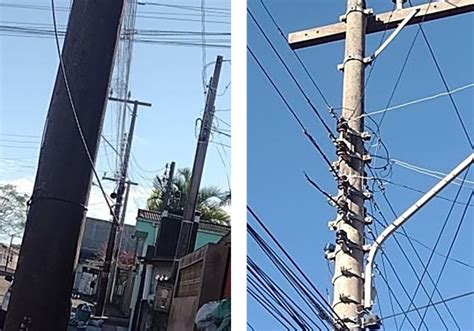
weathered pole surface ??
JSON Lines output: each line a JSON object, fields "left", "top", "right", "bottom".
{"left": 175, "top": 55, "right": 223, "bottom": 258}
{"left": 4, "top": 0, "right": 125, "bottom": 329}
{"left": 332, "top": 0, "right": 367, "bottom": 330}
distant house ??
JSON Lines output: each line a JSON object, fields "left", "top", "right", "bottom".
{"left": 73, "top": 217, "right": 137, "bottom": 298}
{"left": 79, "top": 217, "right": 137, "bottom": 261}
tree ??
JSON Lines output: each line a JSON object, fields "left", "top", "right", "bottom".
{"left": 0, "top": 184, "right": 29, "bottom": 236}
{"left": 147, "top": 167, "right": 230, "bottom": 224}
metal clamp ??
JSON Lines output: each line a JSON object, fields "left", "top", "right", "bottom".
{"left": 340, "top": 266, "right": 364, "bottom": 280}
{"left": 337, "top": 54, "right": 371, "bottom": 71}
{"left": 339, "top": 6, "right": 374, "bottom": 22}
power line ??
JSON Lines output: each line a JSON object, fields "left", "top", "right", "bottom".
{"left": 248, "top": 225, "right": 333, "bottom": 330}
{"left": 412, "top": 4, "right": 473, "bottom": 149}
{"left": 370, "top": 188, "right": 453, "bottom": 330}
{"left": 371, "top": 216, "right": 474, "bottom": 270}
{"left": 247, "top": 45, "right": 340, "bottom": 180}
{"left": 361, "top": 82, "right": 474, "bottom": 119}
{"left": 404, "top": 170, "right": 469, "bottom": 330}
{"left": 371, "top": 220, "right": 400, "bottom": 331}
{"left": 248, "top": 258, "right": 324, "bottom": 330}
{"left": 417, "top": 191, "right": 474, "bottom": 329}
{"left": 137, "top": 1, "right": 230, "bottom": 13}
{"left": 247, "top": 7, "right": 336, "bottom": 140}
{"left": 256, "top": 0, "right": 332, "bottom": 109}
{"left": 248, "top": 287, "right": 294, "bottom": 330}
{"left": 380, "top": 291, "right": 474, "bottom": 323}
{"left": 247, "top": 206, "right": 349, "bottom": 330}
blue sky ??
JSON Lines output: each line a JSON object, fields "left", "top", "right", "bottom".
{"left": 0, "top": 0, "right": 231, "bottom": 234}
{"left": 248, "top": 1, "right": 473, "bottom": 330}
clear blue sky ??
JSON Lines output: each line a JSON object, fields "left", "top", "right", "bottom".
{"left": 0, "top": 0, "right": 231, "bottom": 232}
{"left": 248, "top": 1, "right": 473, "bottom": 330}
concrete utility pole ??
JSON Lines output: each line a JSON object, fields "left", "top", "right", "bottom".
{"left": 288, "top": 0, "right": 474, "bottom": 330}
{"left": 161, "top": 161, "right": 176, "bottom": 212}
{"left": 175, "top": 55, "right": 223, "bottom": 258}
{"left": 108, "top": 179, "right": 138, "bottom": 303}
{"left": 154, "top": 161, "right": 176, "bottom": 255}
{"left": 4, "top": 1, "right": 125, "bottom": 329}
{"left": 331, "top": 1, "right": 368, "bottom": 329}
{"left": 96, "top": 97, "right": 151, "bottom": 315}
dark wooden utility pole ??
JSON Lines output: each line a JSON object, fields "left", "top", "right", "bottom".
{"left": 175, "top": 55, "right": 223, "bottom": 258}
{"left": 4, "top": 0, "right": 125, "bottom": 329}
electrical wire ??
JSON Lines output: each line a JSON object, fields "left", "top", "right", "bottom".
{"left": 248, "top": 206, "right": 350, "bottom": 330}
{"left": 248, "top": 257, "right": 324, "bottom": 330}
{"left": 248, "top": 287, "right": 293, "bottom": 330}
{"left": 248, "top": 225, "right": 334, "bottom": 330}
{"left": 256, "top": 0, "right": 333, "bottom": 109}
{"left": 391, "top": 158, "right": 474, "bottom": 188}
{"left": 417, "top": 191, "right": 473, "bottom": 329}
{"left": 247, "top": 45, "right": 340, "bottom": 181}
{"left": 248, "top": 8, "right": 336, "bottom": 141}
{"left": 360, "top": 83, "right": 474, "bottom": 119}
{"left": 370, "top": 189, "right": 452, "bottom": 330}
{"left": 412, "top": 8, "right": 473, "bottom": 149}
{"left": 371, "top": 216, "right": 474, "bottom": 270}
{"left": 380, "top": 291, "right": 474, "bottom": 323}
{"left": 403, "top": 170, "right": 469, "bottom": 330}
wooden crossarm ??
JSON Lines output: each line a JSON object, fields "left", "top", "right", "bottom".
{"left": 289, "top": 0, "right": 474, "bottom": 49}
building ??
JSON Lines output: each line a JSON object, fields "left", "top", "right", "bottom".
{"left": 0, "top": 243, "right": 19, "bottom": 275}
{"left": 129, "top": 209, "right": 230, "bottom": 331}
{"left": 79, "top": 217, "right": 137, "bottom": 261}
{"left": 73, "top": 217, "right": 137, "bottom": 310}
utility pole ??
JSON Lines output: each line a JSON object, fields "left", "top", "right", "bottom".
{"left": 4, "top": 1, "right": 125, "bottom": 329}
{"left": 175, "top": 55, "right": 223, "bottom": 258}
{"left": 4, "top": 234, "right": 15, "bottom": 272}
{"left": 288, "top": 1, "right": 473, "bottom": 330}
{"left": 96, "top": 97, "right": 151, "bottom": 315}
{"left": 331, "top": 1, "right": 368, "bottom": 329}
{"left": 108, "top": 179, "right": 138, "bottom": 303}
{"left": 160, "top": 161, "right": 176, "bottom": 213}
{"left": 153, "top": 161, "right": 176, "bottom": 256}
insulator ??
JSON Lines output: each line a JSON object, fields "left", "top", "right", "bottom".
{"left": 337, "top": 118, "right": 349, "bottom": 133}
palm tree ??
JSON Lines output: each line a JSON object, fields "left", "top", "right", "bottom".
{"left": 147, "top": 167, "right": 230, "bottom": 224}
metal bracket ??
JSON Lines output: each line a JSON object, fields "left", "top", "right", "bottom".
{"left": 341, "top": 266, "right": 364, "bottom": 280}
{"left": 364, "top": 8, "right": 420, "bottom": 64}
{"left": 340, "top": 6, "right": 374, "bottom": 22}
{"left": 339, "top": 293, "right": 361, "bottom": 305}
{"left": 328, "top": 220, "right": 338, "bottom": 231}
{"left": 361, "top": 314, "right": 382, "bottom": 330}
{"left": 337, "top": 54, "right": 371, "bottom": 71}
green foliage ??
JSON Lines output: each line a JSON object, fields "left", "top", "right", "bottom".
{"left": 147, "top": 167, "right": 230, "bottom": 224}
{"left": 0, "top": 184, "right": 29, "bottom": 236}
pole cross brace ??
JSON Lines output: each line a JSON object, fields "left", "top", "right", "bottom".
{"left": 364, "top": 8, "right": 420, "bottom": 64}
